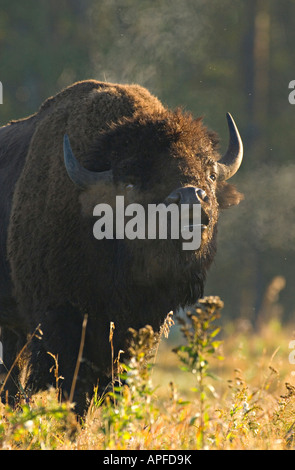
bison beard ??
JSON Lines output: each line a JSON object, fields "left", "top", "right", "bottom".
{"left": 0, "top": 80, "right": 243, "bottom": 414}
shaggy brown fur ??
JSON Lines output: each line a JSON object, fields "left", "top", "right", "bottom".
{"left": 0, "top": 80, "right": 242, "bottom": 412}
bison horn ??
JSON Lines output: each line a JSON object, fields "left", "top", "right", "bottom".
{"left": 217, "top": 113, "right": 243, "bottom": 181}
{"left": 63, "top": 134, "right": 113, "bottom": 189}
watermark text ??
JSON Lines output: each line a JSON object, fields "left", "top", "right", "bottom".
{"left": 288, "top": 80, "right": 295, "bottom": 104}
{"left": 93, "top": 196, "right": 202, "bottom": 251}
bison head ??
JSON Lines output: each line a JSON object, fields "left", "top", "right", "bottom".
{"left": 63, "top": 111, "right": 243, "bottom": 248}
{"left": 62, "top": 109, "right": 243, "bottom": 307}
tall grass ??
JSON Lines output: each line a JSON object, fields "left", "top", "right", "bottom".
{"left": 1, "top": 296, "right": 295, "bottom": 450}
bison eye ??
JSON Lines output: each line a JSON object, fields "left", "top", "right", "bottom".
{"left": 209, "top": 173, "right": 217, "bottom": 182}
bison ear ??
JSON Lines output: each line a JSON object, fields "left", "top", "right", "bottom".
{"left": 216, "top": 181, "right": 244, "bottom": 209}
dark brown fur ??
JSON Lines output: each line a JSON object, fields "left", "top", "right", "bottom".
{"left": 0, "top": 80, "right": 242, "bottom": 412}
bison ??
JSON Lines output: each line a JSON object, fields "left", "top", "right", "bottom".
{"left": 0, "top": 80, "right": 243, "bottom": 413}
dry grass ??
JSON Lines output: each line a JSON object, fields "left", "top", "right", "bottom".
{"left": 1, "top": 298, "right": 295, "bottom": 450}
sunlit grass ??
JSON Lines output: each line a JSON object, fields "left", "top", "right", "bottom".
{"left": 1, "top": 298, "right": 295, "bottom": 450}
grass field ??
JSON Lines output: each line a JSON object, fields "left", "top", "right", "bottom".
{"left": 1, "top": 297, "right": 295, "bottom": 450}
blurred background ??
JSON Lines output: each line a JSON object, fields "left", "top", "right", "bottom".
{"left": 0, "top": 0, "right": 294, "bottom": 327}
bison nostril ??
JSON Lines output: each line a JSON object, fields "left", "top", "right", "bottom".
{"left": 165, "top": 187, "right": 208, "bottom": 206}
{"left": 196, "top": 188, "right": 208, "bottom": 202}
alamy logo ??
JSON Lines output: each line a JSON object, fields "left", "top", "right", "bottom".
{"left": 288, "top": 80, "right": 295, "bottom": 104}
{"left": 93, "top": 196, "right": 202, "bottom": 250}
{"left": 0, "top": 81, "right": 2, "bottom": 104}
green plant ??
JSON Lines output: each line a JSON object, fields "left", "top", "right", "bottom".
{"left": 99, "top": 323, "right": 161, "bottom": 449}
{"left": 0, "top": 390, "right": 77, "bottom": 449}
{"left": 173, "top": 296, "right": 224, "bottom": 447}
